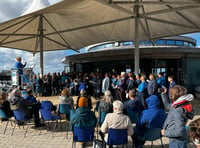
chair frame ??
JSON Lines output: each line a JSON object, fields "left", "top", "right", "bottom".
{"left": 107, "top": 128, "right": 128, "bottom": 148}
{"left": 72, "top": 126, "right": 95, "bottom": 148}
{"left": 12, "top": 109, "right": 31, "bottom": 138}
{"left": 0, "top": 109, "right": 12, "bottom": 135}
{"left": 39, "top": 108, "right": 60, "bottom": 137}
{"left": 143, "top": 128, "right": 163, "bottom": 148}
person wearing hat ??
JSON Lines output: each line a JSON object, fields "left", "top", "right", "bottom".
{"left": 76, "top": 89, "right": 92, "bottom": 110}
{"left": 70, "top": 90, "right": 96, "bottom": 129}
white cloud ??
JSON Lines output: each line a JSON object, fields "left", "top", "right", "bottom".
{"left": 0, "top": 0, "right": 66, "bottom": 75}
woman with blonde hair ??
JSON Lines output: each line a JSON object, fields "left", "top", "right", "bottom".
{"left": 58, "top": 88, "right": 74, "bottom": 109}
{"left": 97, "top": 90, "right": 113, "bottom": 125}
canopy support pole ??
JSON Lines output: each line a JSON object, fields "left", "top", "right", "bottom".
{"left": 39, "top": 15, "right": 44, "bottom": 76}
{"left": 134, "top": 1, "right": 140, "bottom": 74}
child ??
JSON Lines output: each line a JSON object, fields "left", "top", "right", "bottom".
{"left": 161, "top": 85, "right": 194, "bottom": 148}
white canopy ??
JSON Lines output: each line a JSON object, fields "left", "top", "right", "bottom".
{"left": 0, "top": 0, "right": 200, "bottom": 74}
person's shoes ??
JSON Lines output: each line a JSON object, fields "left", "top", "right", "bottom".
{"left": 35, "top": 123, "right": 45, "bottom": 128}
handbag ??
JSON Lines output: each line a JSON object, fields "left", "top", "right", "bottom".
{"left": 93, "top": 138, "right": 106, "bottom": 148}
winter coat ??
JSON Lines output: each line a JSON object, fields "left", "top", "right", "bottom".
{"left": 135, "top": 95, "right": 166, "bottom": 136}
{"left": 147, "top": 79, "right": 158, "bottom": 96}
{"left": 123, "top": 99, "right": 142, "bottom": 114}
{"left": 101, "top": 111, "right": 133, "bottom": 142}
{"left": 163, "top": 94, "right": 194, "bottom": 142}
{"left": 70, "top": 107, "right": 96, "bottom": 130}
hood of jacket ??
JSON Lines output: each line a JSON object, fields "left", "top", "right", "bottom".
{"left": 172, "top": 94, "right": 194, "bottom": 112}
{"left": 172, "top": 94, "right": 194, "bottom": 119}
{"left": 145, "top": 95, "right": 160, "bottom": 109}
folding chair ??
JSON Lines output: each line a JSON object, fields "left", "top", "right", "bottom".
{"left": 107, "top": 128, "right": 128, "bottom": 148}
{"left": 72, "top": 126, "right": 95, "bottom": 148}
{"left": 143, "top": 128, "right": 163, "bottom": 148}
{"left": 0, "top": 109, "right": 12, "bottom": 134}
{"left": 39, "top": 108, "right": 60, "bottom": 137}
{"left": 12, "top": 109, "right": 30, "bottom": 137}
{"left": 59, "top": 104, "right": 71, "bottom": 120}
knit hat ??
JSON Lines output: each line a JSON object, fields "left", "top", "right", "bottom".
{"left": 78, "top": 97, "right": 88, "bottom": 107}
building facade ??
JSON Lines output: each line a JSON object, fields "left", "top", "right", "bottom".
{"left": 62, "top": 36, "right": 200, "bottom": 92}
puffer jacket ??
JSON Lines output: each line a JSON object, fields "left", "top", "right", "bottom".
{"left": 163, "top": 94, "right": 194, "bottom": 141}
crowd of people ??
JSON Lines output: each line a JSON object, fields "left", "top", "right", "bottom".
{"left": 0, "top": 56, "right": 199, "bottom": 147}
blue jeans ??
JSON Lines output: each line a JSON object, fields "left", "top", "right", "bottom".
{"left": 169, "top": 139, "right": 187, "bottom": 148}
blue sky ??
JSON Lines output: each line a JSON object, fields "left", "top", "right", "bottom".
{"left": 0, "top": 0, "right": 199, "bottom": 74}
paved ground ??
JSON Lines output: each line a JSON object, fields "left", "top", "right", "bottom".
{"left": 0, "top": 96, "right": 199, "bottom": 148}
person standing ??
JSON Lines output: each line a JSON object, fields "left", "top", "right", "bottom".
{"left": 161, "top": 85, "right": 194, "bottom": 148}
{"left": 15, "top": 56, "right": 26, "bottom": 86}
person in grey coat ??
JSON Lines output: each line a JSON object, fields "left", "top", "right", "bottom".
{"left": 161, "top": 85, "right": 194, "bottom": 148}
{"left": 147, "top": 73, "right": 158, "bottom": 96}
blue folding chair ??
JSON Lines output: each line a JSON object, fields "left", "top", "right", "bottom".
{"left": 107, "top": 128, "right": 128, "bottom": 148}
{"left": 12, "top": 109, "right": 29, "bottom": 137}
{"left": 0, "top": 109, "right": 12, "bottom": 134}
{"left": 72, "top": 126, "right": 95, "bottom": 148}
{"left": 40, "top": 101, "right": 60, "bottom": 137}
{"left": 59, "top": 104, "right": 71, "bottom": 120}
{"left": 143, "top": 128, "right": 163, "bottom": 148}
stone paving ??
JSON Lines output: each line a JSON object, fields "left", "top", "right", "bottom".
{"left": 0, "top": 96, "right": 199, "bottom": 148}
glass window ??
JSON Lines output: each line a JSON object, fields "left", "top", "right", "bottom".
{"left": 166, "top": 40, "right": 175, "bottom": 45}
{"left": 184, "top": 41, "right": 189, "bottom": 47}
{"left": 189, "top": 43, "right": 194, "bottom": 47}
{"left": 122, "top": 41, "right": 133, "bottom": 46}
{"left": 155, "top": 40, "right": 166, "bottom": 45}
{"left": 140, "top": 41, "right": 153, "bottom": 46}
{"left": 176, "top": 41, "right": 183, "bottom": 46}
{"left": 104, "top": 44, "right": 113, "bottom": 48}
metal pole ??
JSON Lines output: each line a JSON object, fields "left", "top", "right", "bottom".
{"left": 39, "top": 15, "right": 44, "bottom": 76}
{"left": 134, "top": 1, "right": 140, "bottom": 74}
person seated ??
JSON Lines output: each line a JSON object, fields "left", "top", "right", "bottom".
{"left": 97, "top": 90, "right": 113, "bottom": 125}
{"left": 188, "top": 118, "right": 200, "bottom": 147}
{"left": 58, "top": 88, "right": 74, "bottom": 109}
{"left": 8, "top": 88, "right": 45, "bottom": 127}
{"left": 0, "top": 91, "right": 13, "bottom": 121}
{"left": 133, "top": 95, "right": 166, "bottom": 148}
{"left": 98, "top": 90, "right": 113, "bottom": 113}
{"left": 56, "top": 88, "right": 74, "bottom": 119}
{"left": 123, "top": 89, "right": 142, "bottom": 122}
{"left": 76, "top": 89, "right": 92, "bottom": 110}
{"left": 24, "top": 89, "right": 38, "bottom": 103}
{"left": 100, "top": 100, "right": 133, "bottom": 143}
